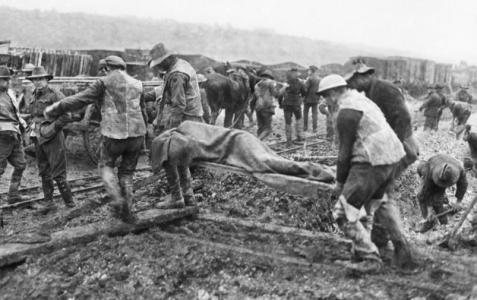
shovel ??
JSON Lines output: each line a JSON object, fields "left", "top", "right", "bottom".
{"left": 439, "top": 194, "right": 477, "bottom": 250}
{"left": 413, "top": 208, "right": 457, "bottom": 233}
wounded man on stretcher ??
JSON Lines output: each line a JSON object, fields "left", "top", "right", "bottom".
{"left": 150, "top": 121, "right": 335, "bottom": 209}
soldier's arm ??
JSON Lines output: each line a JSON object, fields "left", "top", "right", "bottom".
{"left": 140, "top": 93, "right": 148, "bottom": 126}
{"left": 168, "top": 72, "right": 188, "bottom": 114}
{"left": 45, "top": 80, "right": 104, "bottom": 119}
{"left": 455, "top": 168, "right": 468, "bottom": 202}
{"left": 143, "top": 90, "right": 157, "bottom": 103}
{"left": 336, "top": 109, "right": 362, "bottom": 184}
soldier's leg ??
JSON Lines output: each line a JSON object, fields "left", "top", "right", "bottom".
{"left": 117, "top": 136, "right": 143, "bottom": 223}
{"left": 35, "top": 140, "right": 57, "bottom": 215}
{"left": 99, "top": 137, "right": 127, "bottom": 221}
{"left": 303, "top": 103, "right": 310, "bottom": 132}
{"left": 45, "top": 132, "right": 74, "bottom": 208}
{"left": 0, "top": 134, "right": 15, "bottom": 203}
{"left": 294, "top": 106, "right": 304, "bottom": 142}
{"left": 311, "top": 103, "right": 318, "bottom": 133}
{"left": 284, "top": 108, "right": 293, "bottom": 147}
{"left": 432, "top": 192, "right": 448, "bottom": 225}
{"left": 7, "top": 134, "right": 26, "bottom": 204}
{"left": 373, "top": 196, "right": 417, "bottom": 270}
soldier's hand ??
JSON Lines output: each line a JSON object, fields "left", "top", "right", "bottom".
{"left": 450, "top": 200, "right": 464, "bottom": 212}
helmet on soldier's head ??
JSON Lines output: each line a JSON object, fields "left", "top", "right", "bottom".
{"left": 318, "top": 74, "right": 347, "bottom": 94}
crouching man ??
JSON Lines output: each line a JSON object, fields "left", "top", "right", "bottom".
{"left": 319, "top": 74, "right": 416, "bottom": 274}
{"left": 416, "top": 154, "right": 467, "bottom": 228}
{"left": 44, "top": 56, "right": 148, "bottom": 223}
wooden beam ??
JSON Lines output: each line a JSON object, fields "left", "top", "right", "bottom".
{"left": 198, "top": 213, "right": 348, "bottom": 244}
{"left": 0, "top": 207, "right": 198, "bottom": 268}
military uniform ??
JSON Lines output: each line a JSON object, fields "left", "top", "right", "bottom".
{"left": 350, "top": 77, "right": 419, "bottom": 172}
{"left": 282, "top": 70, "right": 306, "bottom": 146}
{"left": 0, "top": 85, "right": 26, "bottom": 203}
{"left": 147, "top": 44, "right": 203, "bottom": 209}
{"left": 417, "top": 154, "right": 467, "bottom": 225}
{"left": 420, "top": 89, "right": 446, "bottom": 131}
{"left": 159, "top": 59, "right": 203, "bottom": 130}
{"left": 303, "top": 72, "right": 320, "bottom": 132}
{"left": 29, "top": 72, "right": 74, "bottom": 211}
{"left": 254, "top": 78, "right": 277, "bottom": 140}
{"left": 45, "top": 58, "right": 147, "bottom": 222}
{"left": 331, "top": 89, "right": 413, "bottom": 270}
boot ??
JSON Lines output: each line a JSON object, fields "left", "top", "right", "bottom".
{"left": 156, "top": 163, "right": 185, "bottom": 209}
{"left": 102, "top": 167, "right": 135, "bottom": 223}
{"left": 285, "top": 123, "right": 293, "bottom": 148}
{"left": 117, "top": 174, "right": 137, "bottom": 224}
{"left": 294, "top": 121, "right": 305, "bottom": 145}
{"left": 56, "top": 178, "right": 75, "bottom": 208}
{"left": 7, "top": 168, "right": 25, "bottom": 204}
{"left": 34, "top": 178, "right": 57, "bottom": 216}
{"left": 179, "top": 166, "right": 196, "bottom": 206}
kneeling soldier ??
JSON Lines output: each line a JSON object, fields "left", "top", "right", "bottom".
{"left": 416, "top": 154, "right": 467, "bottom": 227}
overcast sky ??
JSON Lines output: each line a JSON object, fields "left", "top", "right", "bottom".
{"left": 2, "top": 0, "right": 477, "bottom": 64}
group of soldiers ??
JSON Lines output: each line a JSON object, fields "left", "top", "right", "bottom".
{"left": 0, "top": 42, "right": 476, "bottom": 274}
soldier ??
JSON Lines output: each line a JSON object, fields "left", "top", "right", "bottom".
{"left": 456, "top": 85, "right": 473, "bottom": 104}
{"left": 254, "top": 69, "right": 279, "bottom": 140}
{"left": 419, "top": 86, "right": 444, "bottom": 131}
{"left": 303, "top": 65, "right": 320, "bottom": 133}
{"left": 28, "top": 66, "right": 75, "bottom": 214}
{"left": 319, "top": 74, "right": 416, "bottom": 273}
{"left": 44, "top": 56, "right": 148, "bottom": 223}
{"left": 463, "top": 125, "right": 477, "bottom": 174}
{"left": 346, "top": 64, "right": 419, "bottom": 171}
{"left": 448, "top": 101, "right": 471, "bottom": 138}
{"left": 416, "top": 154, "right": 467, "bottom": 228}
{"left": 96, "top": 59, "right": 107, "bottom": 77}
{"left": 0, "top": 66, "right": 27, "bottom": 204}
{"left": 147, "top": 43, "right": 203, "bottom": 130}
{"left": 280, "top": 68, "right": 306, "bottom": 147}
{"left": 147, "top": 43, "right": 203, "bottom": 209}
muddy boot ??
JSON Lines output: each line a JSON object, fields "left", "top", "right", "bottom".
{"left": 56, "top": 178, "right": 75, "bottom": 208}
{"left": 285, "top": 123, "right": 293, "bottom": 148}
{"left": 34, "top": 178, "right": 57, "bottom": 216}
{"left": 392, "top": 240, "right": 419, "bottom": 272}
{"left": 117, "top": 174, "right": 137, "bottom": 224}
{"left": 294, "top": 121, "right": 305, "bottom": 145}
{"left": 179, "top": 166, "right": 196, "bottom": 206}
{"left": 156, "top": 163, "right": 185, "bottom": 209}
{"left": 7, "top": 168, "right": 25, "bottom": 204}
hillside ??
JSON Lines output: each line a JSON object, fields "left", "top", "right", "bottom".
{"left": 0, "top": 6, "right": 406, "bottom": 66}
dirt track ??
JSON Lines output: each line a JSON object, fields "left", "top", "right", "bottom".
{"left": 1, "top": 106, "right": 477, "bottom": 299}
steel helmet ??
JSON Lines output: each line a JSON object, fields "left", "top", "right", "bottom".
{"left": 318, "top": 74, "right": 347, "bottom": 93}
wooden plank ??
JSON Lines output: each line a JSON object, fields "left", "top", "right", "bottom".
{"left": 198, "top": 213, "right": 348, "bottom": 244}
{"left": 0, "top": 207, "right": 198, "bottom": 268}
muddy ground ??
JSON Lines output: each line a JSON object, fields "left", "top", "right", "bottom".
{"left": 1, "top": 105, "right": 477, "bottom": 299}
